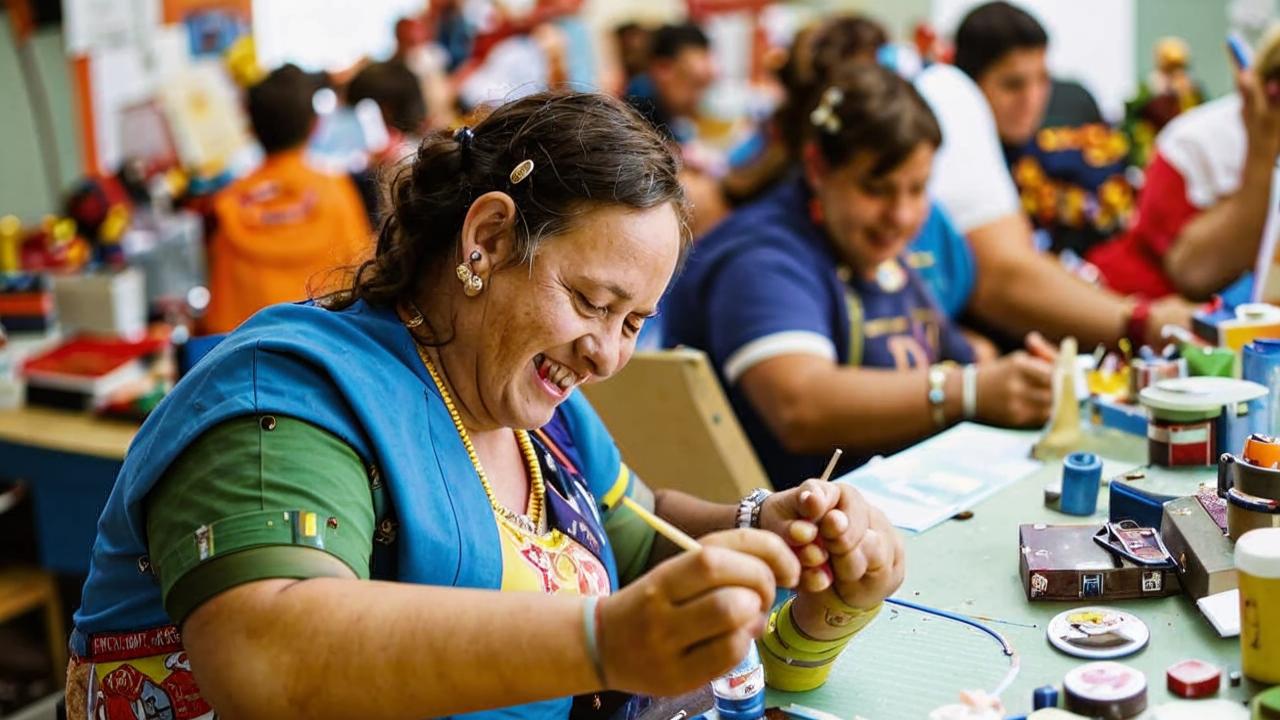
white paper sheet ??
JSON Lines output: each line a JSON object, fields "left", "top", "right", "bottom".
{"left": 1197, "top": 588, "right": 1241, "bottom": 637}
{"left": 834, "top": 422, "right": 1042, "bottom": 533}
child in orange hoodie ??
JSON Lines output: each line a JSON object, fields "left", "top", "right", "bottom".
{"left": 204, "top": 65, "right": 372, "bottom": 334}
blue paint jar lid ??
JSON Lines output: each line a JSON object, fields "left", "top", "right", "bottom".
{"left": 1249, "top": 338, "right": 1280, "bottom": 355}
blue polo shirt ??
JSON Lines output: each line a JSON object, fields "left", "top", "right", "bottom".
{"left": 665, "top": 178, "right": 974, "bottom": 488}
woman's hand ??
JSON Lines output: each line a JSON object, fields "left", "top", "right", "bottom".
{"left": 1238, "top": 65, "right": 1280, "bottom": 167}
{"left": 596, "top": 528, "right": 800, "bottom": 696}
{"left": 758, "top": 482, "right": 904, "bottom": 633}
{"left": 788, "top": 501, "right": 905, "bottom": 640}
{"left": 758, "top": 479, "right": 864, "bottom": 593}
{"left": 975, "top": 347, "right": 1053, "bottom": 427}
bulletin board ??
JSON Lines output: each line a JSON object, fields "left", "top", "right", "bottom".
{"left": 63, "top": 0, "right": 252, "bottom": 174}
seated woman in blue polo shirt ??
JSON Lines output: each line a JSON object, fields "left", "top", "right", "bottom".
{"left": 666, "top": 62, "right": 1056, "bottom": 488}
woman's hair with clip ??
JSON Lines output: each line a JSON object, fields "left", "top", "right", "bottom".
{"left": 776, "top": 14, "right": 889, "bottom": 155}
{"left": 802, "top": 60, "right": 941, "bottom": 178}
{"left": 328, "top": 90, "right": 689, "bottom": 311}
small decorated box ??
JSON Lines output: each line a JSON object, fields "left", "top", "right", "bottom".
{"left": 1019, "top": 523, "right": 1181, "bottom": 601}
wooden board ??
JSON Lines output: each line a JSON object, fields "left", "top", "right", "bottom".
{"left": 582, "top": 349, "right": 769, "bottom": 504}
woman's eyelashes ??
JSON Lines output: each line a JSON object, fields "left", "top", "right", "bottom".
{"left": 574, "top": 290, "right": 609, "bottom": 318}
{"left": 572, "top": 288, "right": 644, "bottom": 337}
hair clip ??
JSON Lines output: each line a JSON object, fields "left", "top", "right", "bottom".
{"left": 809, "top": 87, "right": 844, "bottom": 134}
{"left": 453, "top": 126, "right": 474, "bottom": 166}
{"left": 509, "top": 158, "right": 535, "bottom": 185}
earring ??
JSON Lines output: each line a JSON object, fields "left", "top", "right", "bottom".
{"left": 404, "top": 303, "right": 425, "bottom": 328}
{"left": 456, "top": 250, "right": 485, "bottom": 297}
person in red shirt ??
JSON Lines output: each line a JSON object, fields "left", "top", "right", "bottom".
{"left": 1088, "top": 29, "right": 1280, "bottom": 301}
{"left": 204, "top": 65, "right": 372, "bottom": 334}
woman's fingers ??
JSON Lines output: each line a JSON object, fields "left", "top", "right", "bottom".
{"left": 678, "top": 629, "right": 757, "bottom": 689}
{"left": 667, "top": 586, "right": 767, "bottom": 646}
{"left": 660, "top": 528, "right": 800, "bottom": 606}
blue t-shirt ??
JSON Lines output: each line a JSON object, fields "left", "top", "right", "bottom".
{"left": 907, "top": 202, "right": 975, "bottom": 319}
{"left": 665, "top": 179, "right": 975, "bottom": 488}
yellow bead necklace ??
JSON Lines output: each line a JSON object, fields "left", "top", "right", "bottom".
{"left": 413, "top": 343, "right": 546, "bottom": 534}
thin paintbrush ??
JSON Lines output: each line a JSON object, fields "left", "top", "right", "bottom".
{"left": 620, "top": 496, "right": 702, "bottom": 552}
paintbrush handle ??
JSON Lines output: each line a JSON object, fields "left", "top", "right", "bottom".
{"left": 818, "top": 449, "right": 843, "bottom": 483}
{"left": 620, "top": 496, "right": 702, "bottom": 552}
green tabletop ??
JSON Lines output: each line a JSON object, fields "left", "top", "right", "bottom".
{"left": 768, "top": 426, "right": 1271, "bottom": 718}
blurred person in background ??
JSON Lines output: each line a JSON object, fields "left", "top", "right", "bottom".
{"left": 391, "top": 15, "right": 457, "bottom": 131}
{"left": 347, "top": 59, "right": 430, "bottom": 223}
{"left": 913, "top": 18, "right": 1192, "bottom": 350}
{"left": 952, "top": 1, "right": 1135, "bottom": 258}
{"left": 613, "top": 22, "right": 653, "bottom": 91}
{"left": 666, "top": 62, "right": 1055, "bottom": 488}
{"left": 625, "top": 22, "right": 728, "bottom": 236}
{"left": 1088, "top": 26, "right": 1280, "bottom": 302}
{"left": 203, "top": 65, "right": 372, "bottom": 334}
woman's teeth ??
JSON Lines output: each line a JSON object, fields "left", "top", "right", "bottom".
{"left": 536, "top": 355, "right": 577, "bottom": 390}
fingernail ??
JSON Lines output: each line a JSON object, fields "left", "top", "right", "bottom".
{"left": 800, "top": 491, "right": 811, "bottom": 503}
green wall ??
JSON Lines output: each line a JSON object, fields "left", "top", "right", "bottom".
{"left": 1135, "top": 0, "right": 1234, "bottom": 101}
{"left": 0, "top": 15, "right": 82, "bottom": 224}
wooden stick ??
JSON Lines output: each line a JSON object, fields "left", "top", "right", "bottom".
{"left": 620, "top": 496, "right": 702, "bottom": 552}
{"left": 818, "top": 448, "right": 844, "bottom": 483}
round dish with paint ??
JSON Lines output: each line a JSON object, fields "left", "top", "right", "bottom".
{"left": 1047, "top": 607, "right": 1150, "bottom": 659}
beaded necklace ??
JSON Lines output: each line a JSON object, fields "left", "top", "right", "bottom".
{"left": 413, "top": 342, "right": 546, "bottom": 534}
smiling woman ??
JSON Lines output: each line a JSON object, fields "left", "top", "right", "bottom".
{"left": 66, "top": 90, "right": 904, "bottom": 720}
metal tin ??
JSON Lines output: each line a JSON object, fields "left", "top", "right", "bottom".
{"left": 1227, "top": 487, "right": 1280, "bottom": 541}
{"left": 1231, "top": 454, "right": 1280, "bottom": 500}
{"left": 1063, "top": 661, "right": 1148, "bottom": 719}
{"left": 1141, "top": 378, "right": 1269, "bottom": 468}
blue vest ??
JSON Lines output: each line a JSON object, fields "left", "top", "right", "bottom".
{"left": 71, "top": 300, "right": 622, "bottom": 720}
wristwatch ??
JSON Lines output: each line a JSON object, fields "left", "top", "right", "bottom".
{"left": 736, "top": 488, "right": 772, "bottom": 529}
{"left": 927, "top": 364, "right": 949, "bottom": 428}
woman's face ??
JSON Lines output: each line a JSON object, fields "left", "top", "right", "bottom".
{"left": 454, "top": 202, "right": 683, "bottom": 431}
{"left": 807, "top": 142, "right": 934, "bottom": 277}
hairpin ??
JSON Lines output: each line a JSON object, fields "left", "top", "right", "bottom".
{"left": 510, "top": 158, "right": 535, "bottom": 185}
{"left": 809, "top": 87, "right": 845, "bottom": 134}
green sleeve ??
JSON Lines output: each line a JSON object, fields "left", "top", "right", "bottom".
{"left": 603, "top": 472, "right": 657, "bottom": 586}
{"left": 145, "top": 415, "right": 376, "bottom": 624}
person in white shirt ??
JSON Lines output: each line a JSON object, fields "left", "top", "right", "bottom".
{"left": 913, "top": 61, "right": 1193, "bottom": 348}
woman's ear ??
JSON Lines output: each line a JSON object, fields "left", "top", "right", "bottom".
{"left": 458, "top": 191, "right": 518, "bottom": 276}
{"left": 801, "top": 143, "right": 828, "bottom": 191}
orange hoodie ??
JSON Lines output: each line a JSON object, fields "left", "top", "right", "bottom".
{"left": 203, "top": 149, "right": 373, "bottom": 334}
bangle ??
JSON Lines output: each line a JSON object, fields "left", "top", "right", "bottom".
{"left": 1124, "top": 299, "right": 1151, "bottom": 347}
{"left": 962, "top": 364, "right": 978, "bottom": 420}
{"left": 927, "top": 364, "right": 949, "bottom": 428}
{"left": 582, "top": 595, "right": 606, "bottom": 686}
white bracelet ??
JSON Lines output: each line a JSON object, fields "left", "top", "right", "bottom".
{"left": 962, "top": 363, "right": 978, "bottom": 420}
{"left": 582, "top": 595, "right": 606, "bottom": 685}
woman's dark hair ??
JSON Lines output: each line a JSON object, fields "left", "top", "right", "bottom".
{"left": 953, "top": 1, "right": 1048, "bottom": 82}
{"left": 803, "top": 61, "right": 942, "bottom": 177}
{"left": 347, "top": 60, "right": 427, "bottom": 135}
{"left": 330, "top": 90, "right": 688, "bottom": 311}
{"left": 777, "top": 15, "right": 889, "bottom": 155}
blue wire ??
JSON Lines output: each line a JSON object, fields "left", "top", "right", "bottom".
{"left": 885, "top": 597, "right": 1015, "bottom": 657}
